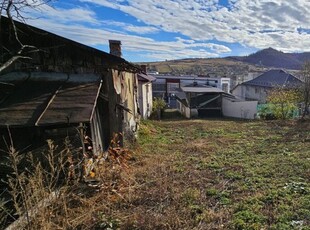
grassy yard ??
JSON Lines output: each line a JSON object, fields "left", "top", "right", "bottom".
{"left": 109, "top": 118, "right": 310, "bottom": 229}
{"left": 2, "top": 118, "right": 309, "bottom": 229}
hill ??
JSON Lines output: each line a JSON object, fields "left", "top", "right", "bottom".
{"left": 139, "top": 48, "right": 310, "bottom": 75}
{"left": 229, "top": 48, "right": 310, "bottom": 70}
{"left": 139, "top": 58, "right": 265, "bottom": 76}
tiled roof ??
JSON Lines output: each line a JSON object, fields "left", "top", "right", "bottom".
{"left": 242, "top": 69, "right": 302, "bottom": 88}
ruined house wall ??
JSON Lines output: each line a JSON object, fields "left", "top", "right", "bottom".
{"left": 1, "top": 17, "right": 139, "bottom": 147}
{"left": 123, "top": 72, "right": 139, "bottom": 137}
{"left": 110, "top": 70, "right": 139, "bottom": 143}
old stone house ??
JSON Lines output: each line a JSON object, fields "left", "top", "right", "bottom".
{"left": 0, "top": 17, "right": 140, "bottom": 154}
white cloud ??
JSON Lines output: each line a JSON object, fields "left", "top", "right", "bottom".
{"left": 26, "top": 17, "right": 226, "bottom": 61}
{"left": 79, "top": 0, "right": 310, "bottom": 53}
{"left": 124, "top": 25, "right": 160, "bottom": 34}
{"left": 18, "top": 0, "right": 310, "bottom": 61}
{"left": 100, "top": 20, "right": 160, "bottom": 34}
{"left": 31, "top": 4, "right": 100, "bottom": 25}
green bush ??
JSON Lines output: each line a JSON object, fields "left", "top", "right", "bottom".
{"left": 152, "top": 97, "right": 166, "bottom": 111}
{"left": 265, "top": 88, "right": 300, "bottom": 119}
{"left": 152, "top": 98, "right": 166, "bottom": 119}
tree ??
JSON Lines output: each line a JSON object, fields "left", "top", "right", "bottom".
{"left": 152, "top": 97, "right": 166, "bottom": 120}
{"left": 301, "top": 61, "right": 310, "bottom": 119}
{"left": 0, "top": 0, "right": 51, "bottom": 73}
{"left": 266, "top": 87, "right": 300, "bottom": 119}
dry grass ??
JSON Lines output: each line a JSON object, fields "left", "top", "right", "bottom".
{"left": 1, "top": 119, "right": 310, "bottom": 229}
{"left": 108, "top": 119, "right": 310, "bottom": 229}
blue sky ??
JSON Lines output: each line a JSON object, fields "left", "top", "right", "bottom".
{"left": 17, "top": 0, "right": 310, "bottom": 62}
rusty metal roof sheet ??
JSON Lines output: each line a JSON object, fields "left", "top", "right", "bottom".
{"left": 0, "top": 72, "right": 101, "bottom": 127}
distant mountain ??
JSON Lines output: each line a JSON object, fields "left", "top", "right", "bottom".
{"left": 139, "top": 48, "right": 310, "bottom": 76}
{"left": 228, "top": 48, "right": 310, "bottom": 70}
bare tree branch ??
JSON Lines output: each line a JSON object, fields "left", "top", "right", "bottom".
{"left": 0, "top": 55, "right": 32, "bottom": 73}
{"left": 0, "top": 0, "right": 52, "bottom": 74}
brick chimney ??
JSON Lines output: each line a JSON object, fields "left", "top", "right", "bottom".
{"left": 109, "top": 40, "right": 122, "bottom": 57}
{"left": 140, "top": 65, "right": 147, "bottom": 73}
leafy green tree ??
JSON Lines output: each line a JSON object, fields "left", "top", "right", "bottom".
{"left": 266, "top": 88, "right": 300, "bottom": 119}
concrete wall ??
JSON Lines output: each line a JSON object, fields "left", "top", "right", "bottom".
{"left": 177, "top": 100, "right": 191, "bottom": 118}
{"left": 222, "top": 98, "right": 258, "bottom": 119}
{"left": 220, "top": 78, "right": 231, "bottom": 93}
{"left": 138, "top": 82, "right": 153, "bottom": 119}
{"left": 232, "top": 85, "right": 269, "bottom": 103}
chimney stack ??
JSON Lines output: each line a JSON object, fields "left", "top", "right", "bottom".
{"left": 109, "top": 40, "right": 122, "bottom": 57}
{"left": 140, "top": 65, "right": 147, "bottom": 73}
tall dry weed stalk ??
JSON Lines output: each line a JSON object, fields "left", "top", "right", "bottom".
{"left": 0, "top": 133, "right": 134, "bottom": 229}
{"left": 2, "top": 137, "right": 77, "bottom": 229}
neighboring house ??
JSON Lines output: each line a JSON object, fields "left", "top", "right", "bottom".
{"left": 232, "top": 69, "right": 303, "bottom": 103}
{"left": 137, "top": 68, "right": 156, "bottom": 119}
{"left": 176, "top": 83, "right": 257, "bottom": 119}
{"left": 152, "top": 75, "right": 230, "bottom": 108}
{"left": 0, "top": 17, "right": 140, "bottom": 153}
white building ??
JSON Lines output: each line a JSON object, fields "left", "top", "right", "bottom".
{"left": 176, "top": 85, "right": 258, "bottom": 119}
{"left": 152, "top": 75, "right": 231, "bottom": 108}
{"left": 232, "top": 69, "right": 303, "bottom": 103}
{"left": 137, "top": 73, "right": 156, "bottom": 119}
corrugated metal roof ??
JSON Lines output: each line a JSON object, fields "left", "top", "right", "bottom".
{"left": 181, "top": 86, "right": 224, "bottom": 93}
{"left": 242, "top": 69, "right": 302, "bottom": 88}
{"left": 0, "top": 72, "right": 101, "bottom": 127}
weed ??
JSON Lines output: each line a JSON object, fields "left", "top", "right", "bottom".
{"left": 2, "top": 119, "right": 309, "bottom": 229}
{"left": 95, "top": 212, "right": 120, "bottom": 230}
{"left": 206, "top": 188, "right": 219, "bottom": 196}
{"left": 182, "top": 188, "right": 200, "bottom": 205}
{"left": 231, "top": 210, "right": 266, "bottom": 230}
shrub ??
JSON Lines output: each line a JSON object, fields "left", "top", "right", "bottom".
{"left": 265, "top": 88, "right": 300, "bottom": 119}
{"left": 152, "top": 97, "right": 166, "bottom": 119}
{"left": 152, "top": 97, "right": 166, "bottom": 112}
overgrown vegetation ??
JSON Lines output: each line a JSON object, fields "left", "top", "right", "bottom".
{"left": 0, "top": 134, "right": 133, "bottom": 229}
{"left": 1, "top": 119, "right": 309, "bottom": 229}
{"left": 131, "top": 119, "right": 310, "bottom": 229}
{"left": 264, "top": 88, "right": 300, "bottom": 119}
